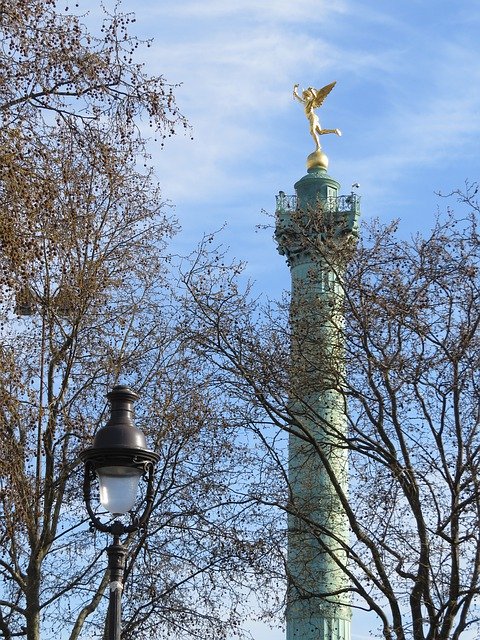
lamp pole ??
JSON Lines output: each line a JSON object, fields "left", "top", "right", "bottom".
{"left": 106, "top": 523, "right": 127, "bottom": 640}
{"left": 80, "top": 385, "right": 159, "bottom": 640}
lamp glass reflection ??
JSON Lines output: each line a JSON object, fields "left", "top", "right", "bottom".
{"left": 97, "top": 466, "right": 143, "bottom": 516}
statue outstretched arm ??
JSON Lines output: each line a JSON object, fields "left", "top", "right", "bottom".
{"left": 293, "top": 84, "right": 303, "bottom": 103}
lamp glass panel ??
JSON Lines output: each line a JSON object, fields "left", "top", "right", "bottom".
{"left": 97, "top": 466, "right": 143, "bottom": 515}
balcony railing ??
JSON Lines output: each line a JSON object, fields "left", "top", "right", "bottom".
{"left": 275, "top": 193, "right": 361, "bottom": 214}
{"left": 276, "top": 191, "right": 360, "bottom": 239}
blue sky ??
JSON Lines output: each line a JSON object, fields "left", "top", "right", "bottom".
{"left": 116, "top": 0, "right": 480, "bottom": 302}
{"left": 111, "top": 1, "right": 479, "bottom": 637}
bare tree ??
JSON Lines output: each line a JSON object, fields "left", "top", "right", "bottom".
{"left": 0, "top": 3, "right": 271, "bottom": 640}
{"left": 0, "top": 0, "right": 184, "bottom": 125}
{"left": 0, "top": 0, "right": 187, "bottom": 293}
{"left": 0, "top": 121, "right": 274, "bottom": 640}
{"left": 180, "top": 185, "right": 480, "bottom": 640}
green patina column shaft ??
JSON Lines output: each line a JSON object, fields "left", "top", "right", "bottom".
{"left": 275, "top": 139, "right": 360, "bottom": 639}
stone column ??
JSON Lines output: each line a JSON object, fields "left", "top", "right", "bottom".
{"left": 275, "top": 153, "right": 360, "bottom": 640}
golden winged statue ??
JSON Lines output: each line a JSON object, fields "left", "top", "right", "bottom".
{"left": 293, "top": 82, "right": 341, "bottom": 150}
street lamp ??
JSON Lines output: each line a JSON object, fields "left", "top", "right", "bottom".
{"left": 80, "top": 385, "right": 159, "bottom": 640}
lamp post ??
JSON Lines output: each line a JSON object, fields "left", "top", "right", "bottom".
{"left": 80, "top": 385, "right": 159, "bottom": 640}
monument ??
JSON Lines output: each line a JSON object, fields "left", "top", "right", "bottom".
{"left": 275, "top": 82, "right": 360, "bottom": 640}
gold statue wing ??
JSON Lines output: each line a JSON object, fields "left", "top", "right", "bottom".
{"left": 310, "top": 81, "right": 337, "bottom": 109}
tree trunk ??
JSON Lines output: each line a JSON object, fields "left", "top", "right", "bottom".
{"left": 25, "top": 558, "right": 41, "bottom": 640}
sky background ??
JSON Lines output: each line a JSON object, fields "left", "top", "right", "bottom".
{"left": 104, "top": 1, "right": 478, "bottom": 637}
{"left": 116, "top": 0, "right": 480, "bottom": 301}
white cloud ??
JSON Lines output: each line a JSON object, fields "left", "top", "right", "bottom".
{"left": 346, "top": 39, "right": 480, "bottom": 191}
{"left": 138, "top": 0, "right": 349, "bottom": 24}
{"left": 119, "top": 0, "right": 480, "bottom": 280}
